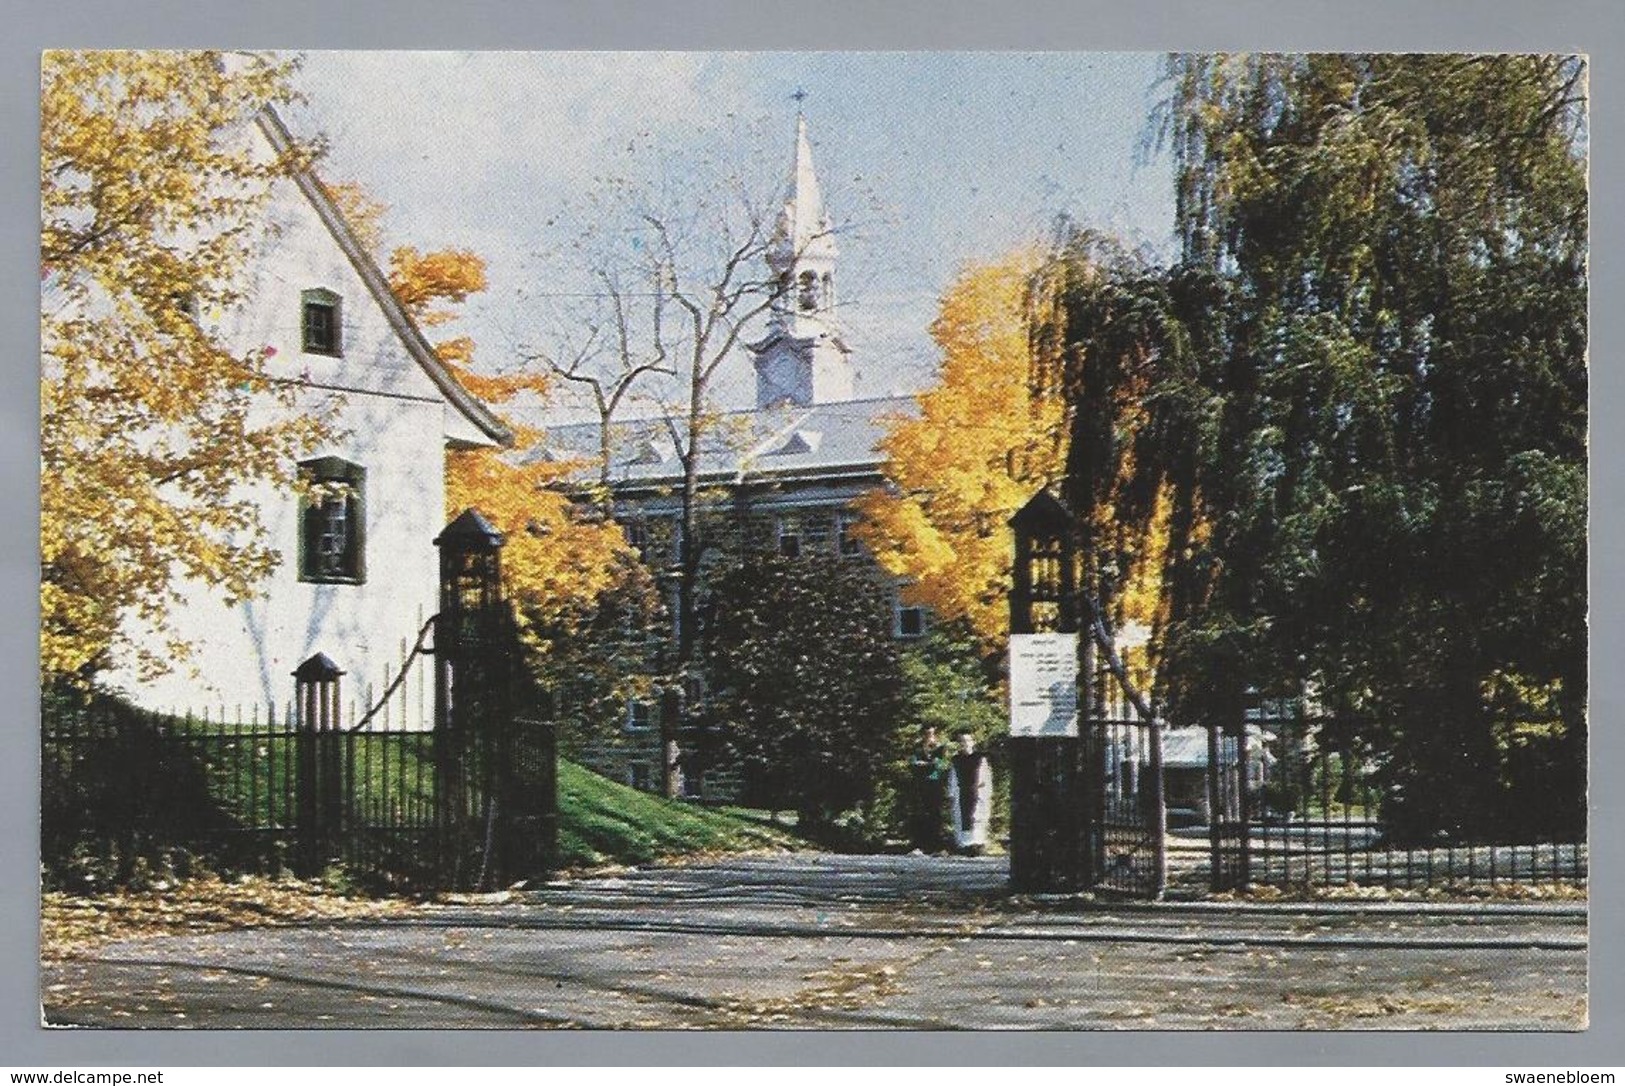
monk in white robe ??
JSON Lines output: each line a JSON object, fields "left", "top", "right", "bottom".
{"left": 946, "top": 731, "right": 992, "bottom": 855}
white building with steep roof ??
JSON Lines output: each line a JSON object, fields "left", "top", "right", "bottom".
{"left": 107, "top": 106, "right": 509, "bottom": 727}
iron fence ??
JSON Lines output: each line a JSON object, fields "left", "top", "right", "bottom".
{"left": 1191, "top": 716, "right": 1587, "bottom": 894}
{"left": 1050, "top": 678, "right": 1586, "bottom": 897}
{"left": 40, "top": 686, "right": 555, "bottom": 893}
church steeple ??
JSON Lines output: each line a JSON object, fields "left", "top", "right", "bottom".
{"left": 767, "top": 116, "right": 838, "bottom": 304}
{"left": 751, "top": 110, "right": 853, "bottom": 408}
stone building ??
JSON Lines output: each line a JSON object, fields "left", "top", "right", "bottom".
{"left": 538, "top": 117, "right": 920, "bottom": 797}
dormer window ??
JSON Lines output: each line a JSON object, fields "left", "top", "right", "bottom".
{"left": 302, "top": 287, "right": 342, "bottom": 356}
{"left": 298, "top": 456, "right": 365, "bottom": 584}
{"left": 630, "top": 436, "right": 673, "bottom": 465}
{"left": 771, "top": 430, "right": 821, "bottom": 456}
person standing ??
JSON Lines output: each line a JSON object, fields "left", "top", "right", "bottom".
{"left": 947, "top": 730, "right": 993, "bottom": 855}
{"left": 908, "top": 725, "right": 951, "bottom": 853}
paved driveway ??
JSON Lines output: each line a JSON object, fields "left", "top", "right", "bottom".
{"left": 43, "top": 853, "right": 1586, "bottom": 1030}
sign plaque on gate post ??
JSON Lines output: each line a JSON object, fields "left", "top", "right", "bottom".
{"left": 1008, "top": 632, "right": 1080, "bottom": 738}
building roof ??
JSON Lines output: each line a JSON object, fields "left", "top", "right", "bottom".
{"left": 1161, "top": 729, "right": 1211, "bottom": 770}
{"left": 1161, "top": 726, "right": 1278, "bottom": 770}
{"left": 255, "top": 105, "right": 513, "bottom": 449}
{"left": 534, "top": 393, "right": 919, "bottom": 490}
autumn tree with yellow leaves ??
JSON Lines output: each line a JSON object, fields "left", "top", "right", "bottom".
{"left": 381, "top": 237, "right": 654, "bottom": 748}
{"left": 41, "top": 51, "right": 324, "bottom": 682}
{"left": 857, "top": 241, "right": 1173, "bottom": 710}
{"left": 854, "top": 250, "right": 1067, "bottom": 652}
{"left": 381, "top": 241, "right": 634, "bottom": 636}
{"left": 322, "top": 180, "right": 636, "bottom": 631}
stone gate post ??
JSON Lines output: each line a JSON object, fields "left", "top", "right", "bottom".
{"left": 1006, "top": 490, "right": 1092, "bottom": 893}
{"left": 293, "top": 652, "right": 344, "bottom": 878}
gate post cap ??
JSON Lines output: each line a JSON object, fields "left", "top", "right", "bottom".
{"left": 294, "top": 652, "right": 345, "bottom": 681}
{"left": 1009, "top": 489, "right": 1075, "bottom": 532}
{"left": 436, "top": 507, "right": 506, "bottom": 550}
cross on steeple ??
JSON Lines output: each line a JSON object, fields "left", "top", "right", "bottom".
{"left": 791, "top": 87, "right": 808, "bottom": 111}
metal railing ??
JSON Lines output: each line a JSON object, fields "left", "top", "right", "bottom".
{"left": 41, "top": 681, "right": 555, "bottom": 893}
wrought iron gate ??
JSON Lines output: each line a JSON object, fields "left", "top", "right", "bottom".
{"left": 1087, "top": 705, "right": 1164, "bottom": 896}
{"left": 1204, "top": 723, "right": 1251, "bottom": 892}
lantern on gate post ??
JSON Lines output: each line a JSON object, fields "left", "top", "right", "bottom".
{"left": 1006, "top": 489, "right": 1093, "bottom": 893}
{"left": 1009, "top": 489, "right": 1079, "bottom": 637}
{"left": 436, "top": 507, "right": 506, "bottom": 641}
{"left": 433, "top": 507, "right": 506, "bottom": 733}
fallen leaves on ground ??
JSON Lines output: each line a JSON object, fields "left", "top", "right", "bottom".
{"left": 42, "top": 876, "right": 417, "bottom": 960}
{"left": 1212, "top": 880, "right": 1587, "bottom": 904}
{"left": 1283, "top": 990, "right": 1461, "bottom": 1021}
{"left": 711, "top": 962, "right": 906, "bottom": 1025}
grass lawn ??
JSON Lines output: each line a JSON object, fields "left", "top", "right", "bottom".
{"left": 159, "top": 717, "right": 804, "bottom": 871}
{"left": 556, "top": 759, "right": 806, "bottom": 869}
{"left": 42, "top": 759, "right": 811, "bottom": 959}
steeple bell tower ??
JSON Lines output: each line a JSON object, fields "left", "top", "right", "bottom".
{"left": 749, "top": 113, "right": 854, "bottom": 408}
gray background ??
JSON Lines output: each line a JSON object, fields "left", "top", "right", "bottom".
{"left": 3, "top": 0, "right": 1618, "bottom": 1066}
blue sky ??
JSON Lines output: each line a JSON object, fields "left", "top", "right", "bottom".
{"left": 287, "top": 52, "right": 1176, "bottom": 415}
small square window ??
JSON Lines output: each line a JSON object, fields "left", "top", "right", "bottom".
{"left": 625, "top": 519, "right": 650, "bottom": 558}
{"left": 896, "top": 604, "right": 926, "bottom": 639}
{"left": 626, "top": 700, "right": 653, "bottom": 732}
{"left": 836, "top": 514, "right": 863, "bottom": 557}
{"left": 302, "top": 288, "right": 342, "bottom": 356}
{"left": 298, "top": 456, "right": 365, "bottom": 584}
{"left": 625, "top": 516, "right": 680, "bottom": 566}
{"left": 667, "top": 516, "right": 684, "bottom": 564}
{"left": 803, "top": 516, "right": 831, "bottom": 554}
{"left": 777, "top": 517, "right": 801, "bottom": 558}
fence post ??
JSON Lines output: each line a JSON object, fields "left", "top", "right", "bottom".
{"left": 1235, "top": 713, "right": 1253, "bottom": 889}
{"left": 294, "top": 653, "right": 344, "bottom": 878}
{"left": 1148, "top": 716, "right": 1167, "bottom": 899}
{"left": 1206, "top": 722, "right": 1224, "bottom": 890}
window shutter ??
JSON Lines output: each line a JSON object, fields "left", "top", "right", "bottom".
{"left": 301, "top": 490, "right": 323, "bottom": 579}
{"left": 343, "top": 466, "right": 366, "bottom": 583}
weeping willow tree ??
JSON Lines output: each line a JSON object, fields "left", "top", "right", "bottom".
{"left": 1042, "top": 54, "right": 1587, "bottom": 841}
